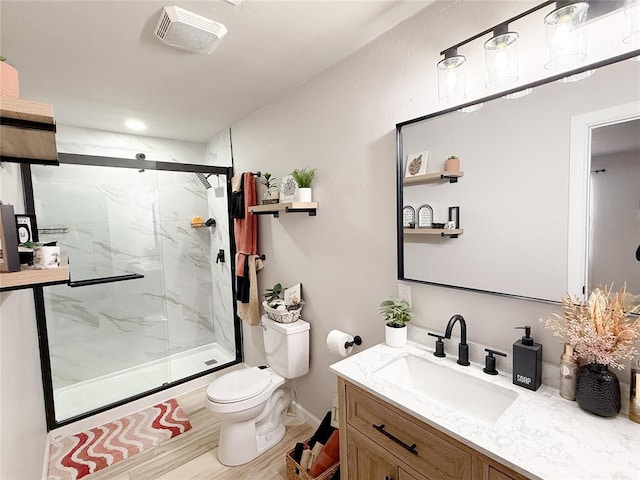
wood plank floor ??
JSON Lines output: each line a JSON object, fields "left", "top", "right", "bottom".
{"left": 80, "top": 387, "right": 314, "bottom": 480}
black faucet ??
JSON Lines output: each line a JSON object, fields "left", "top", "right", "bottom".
{"left": 444, "top": 314, "right": 470, "bottom": 366}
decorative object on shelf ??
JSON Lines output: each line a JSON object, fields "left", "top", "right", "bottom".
{"left": 405, "top": 151, "right": 429, "bottom": 178}
{"left": 33, "top": 245, "right": 60, "bottom": 270}
{"left": 559, "top": 343, "right": 579, "bottom": 401}
{"left": 448, "top": 206, "right": 460, "bottom": 229}
{"left": 262, "top": 282, "right": 304, "bottom": 324}
{"left": 402, "top": 205, "right": 415, "bottom": 228}
{"left": 291, "top": 167, "right": 316, "bottom": 203}
{"left": 445, "top": 221, "right": 456, "bottom": 229}
{"left": 0, "top": 204, "right": 20, "bottom": 273}
{"left": 0, "top": 56, "right": 19, "bottom": 97}
{"left": 417, "top": 204, "right": 434, "bottom": 228}
{"left": 445, "top": 155, "right": 460, "bottom": 172}
{"left": 408, "top": 221, "right": 416, "bottom": 229}
{"left": 15, "top": 214, "right": 35, "bottom": 244}
{"left": 540, "top": 284, "right": 640, "bottom": 416}
{"left": 280, "top": 174, "right": 298, "bottom": 203}
{"left": 260, "top": 172, "right": 280, "bottom": 205}
{"left": 431, "top": 222, "right": 446, "bottom": 229}
{"left": 378, "top": 297, "right": 413, "bottom": 348}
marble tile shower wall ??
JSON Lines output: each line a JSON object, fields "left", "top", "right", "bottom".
{"left": 27, "top": 126, "right": 236, "bottom": 390}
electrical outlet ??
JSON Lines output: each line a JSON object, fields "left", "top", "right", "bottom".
{"left": 398, "top": 283, "right": 411, "bottom": 306}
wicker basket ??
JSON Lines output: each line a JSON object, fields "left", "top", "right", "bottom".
{"left": 262, "top": 301, "right": 303, "bottom": 324}
{"left": 285, "top": 441, "right": 339, "bottom": 480}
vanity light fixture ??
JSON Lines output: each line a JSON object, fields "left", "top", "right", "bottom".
{"left": 544, "top": 1, "right": 589, "bottom": 71}
{"left": 458, "top": 103, "right": 484, "bottom": 113}
{"left": 484, "top": 23, "right": 519, "bottom": 89}
{"left": 624, "top": 0, "right": 640, "bottom": 46}
{"left": 502, "top": 88, "right": 533, "bottom": 99}
{"left": 437, "top": 48, "right": 467, "bottom": 105}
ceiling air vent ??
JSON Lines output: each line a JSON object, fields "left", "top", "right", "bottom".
{"left": 154, "top": 6, "right": 228, "bottom": 55}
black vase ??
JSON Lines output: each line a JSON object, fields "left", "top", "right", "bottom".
{"left": 575, "top": 363, "right": 621, "bottom": 417}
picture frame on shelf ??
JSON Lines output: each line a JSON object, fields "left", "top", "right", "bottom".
{"left": 402, "top": 206, "right": 416, "bottom": 228}
{"left": 279, "top": 174, "right": 298, "bottom": 203}
{"left": 15, "top": 214, "right": 36, "bottom": 244}
{"left": 417, "top": 204, "right": 434, "bottom": 228}
{"left": 448, "top": 206, "right": 460, "bottom": 229}
{"left": 404, "top": 151, "right": 429, "bottom": 178}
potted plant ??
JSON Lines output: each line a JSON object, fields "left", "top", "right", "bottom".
{"left": 291, "top": 167, "right": 316, "bottom": 203}
{"left": 0, "top": 56, "right": 19, "bottom": 97}
{"left": 445, "top": 155, "right": 460, "bottom": 172}
{"left": 540, "top": 284, "right": 640, "bottom": 417}
{"left": 379, "top": 298, "right": 414, "bottom": 347}
{"left": 260, "top": 172, "right": 280, "bottom": 205}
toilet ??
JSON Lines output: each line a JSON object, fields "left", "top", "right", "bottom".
{"left": 205, "top": 315, "right": 310, "bottom": 466}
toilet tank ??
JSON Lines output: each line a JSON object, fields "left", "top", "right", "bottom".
{"left": 262, "top": 315, "right": 310, "bottom": 378}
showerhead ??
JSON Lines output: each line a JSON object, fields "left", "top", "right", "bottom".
{"left": 196, "top": 172, "right": 212, "bottom": 189}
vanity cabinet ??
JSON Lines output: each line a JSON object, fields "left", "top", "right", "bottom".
{"left": 337, "top": 378, "right": 529, "bottom": 480}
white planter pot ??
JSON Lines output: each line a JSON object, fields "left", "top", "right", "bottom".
{"left": 385, "top": 324, "right": 407, "bottom": 348}
{"left": 298, "top": 187, "right": 312, "bottom": 203}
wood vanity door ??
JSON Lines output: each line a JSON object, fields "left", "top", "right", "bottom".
{"left": 399, "top": 468, "right": 429, "bottom": 480}
{"left": 488, "top": 466, "right": 518, "bottom": 480}
{"left": 347, "top": 428, "right": 398, "bottom": 480}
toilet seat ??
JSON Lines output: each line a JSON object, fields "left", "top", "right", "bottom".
{"left": 207, "top": 367, "right": 272, "bottom": 403}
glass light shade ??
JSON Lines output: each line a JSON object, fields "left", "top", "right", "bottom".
{"left": 484, "top": 31, "right": 519, "bottom": 89}
{"left": 437, "top": 54, "right": 467, "bottom": 104}
{"left": 624, "top": 0, "right": 640, "bottom": 45}
{"left": 559, "top": 69, "right": 594, "bottom": 82}
{"left": 544, "top": 2, "right": 589, "bottom": 70}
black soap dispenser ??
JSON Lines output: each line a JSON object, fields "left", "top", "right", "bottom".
{"left": 512, "top": 326, "right": 542, "bottom": 391}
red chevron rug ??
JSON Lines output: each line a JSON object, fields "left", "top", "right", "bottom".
{"left": 47, "top": 398, "right": 192, "bottom": 480}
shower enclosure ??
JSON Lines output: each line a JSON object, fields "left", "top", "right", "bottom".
{"left": 25, "top": 153, "right": 241, "bottom": 429}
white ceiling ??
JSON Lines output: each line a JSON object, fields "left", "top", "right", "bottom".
{"left": 0, "top": 0, "right": 431, "bottom": 143}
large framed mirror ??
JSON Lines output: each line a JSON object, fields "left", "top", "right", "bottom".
{"left": 397, "top": 52, "right": 640, "bottom": 303}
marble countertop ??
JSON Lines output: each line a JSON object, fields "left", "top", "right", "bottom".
{"left": 329, "top": 341, "right": 640, "bottom": 480}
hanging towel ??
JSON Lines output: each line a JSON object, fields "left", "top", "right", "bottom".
{"left": 237, "top": 254, "right": 264, "bottom": 326}
{"left": 233, "top": 172, "right": 260, "bottom": 324}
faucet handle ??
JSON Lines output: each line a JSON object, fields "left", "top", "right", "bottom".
{"left": 427, "top": 332, "right": 446, "bottom": 358}
{"left": 483, "top": 348, "right": 507, "bottom": 375}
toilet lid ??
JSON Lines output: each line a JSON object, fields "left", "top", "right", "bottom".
{"left": 207, "top": 367, "right": 272, "bottom": 403}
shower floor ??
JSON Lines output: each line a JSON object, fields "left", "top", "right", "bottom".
{"left": 54, "top": 342, "right": 234, "bottom": 422}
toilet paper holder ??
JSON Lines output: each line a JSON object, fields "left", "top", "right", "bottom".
{"left": 344, "top": 336, "right": 362, "bottom": 349}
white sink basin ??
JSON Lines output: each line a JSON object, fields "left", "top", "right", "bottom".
{"left": 372, "top": 353, "right": 518, "bottom": 423}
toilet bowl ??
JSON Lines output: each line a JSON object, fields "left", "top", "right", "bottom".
{"left": 206, "top": 367, "right": 290, "bottom": 466}
{"left": 205, "top": 316, "right": 310, "bottom": 466}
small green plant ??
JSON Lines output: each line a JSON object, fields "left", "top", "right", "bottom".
{"left": 264, "top": 283, "right": 283, "bottom": 305}
{"left": 447, "top": 155, "right": 458, "bottom": 160}
{"left": 0, "top": 56, "right": 6, "bottom": 62}
{"left": 291, "top": 168, "right": 316, "bottom": 188}
{"left": 261, "top": 172, "right": 277, "bottom": 192}
{"left": 378, "top": 298, "right": 414, "bottom": 328}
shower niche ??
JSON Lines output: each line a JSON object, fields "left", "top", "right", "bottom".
{"left": 26, "top": 153, "right": 241, "bottom": 429}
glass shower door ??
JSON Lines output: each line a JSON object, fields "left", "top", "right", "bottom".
{"left": 31, "top": 163, "right": 172, "bottom": 423}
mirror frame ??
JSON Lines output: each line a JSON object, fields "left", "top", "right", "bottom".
{"left": 396, "top": 48, "right": 640, "bottom": 304}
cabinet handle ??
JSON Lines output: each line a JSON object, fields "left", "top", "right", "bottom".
{"left": 372, "top": 423, "right": 418, "bottom": 455}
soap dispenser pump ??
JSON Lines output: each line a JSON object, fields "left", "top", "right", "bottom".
{"left": 513, "top": 326, "right": 542, "bottom": 391}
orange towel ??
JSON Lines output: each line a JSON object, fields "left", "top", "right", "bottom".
{"left": 308, "top": 430, "right": 339, "bottom": 477}
{"left": 234, "top": 172, "right": 258, "bottom": 276}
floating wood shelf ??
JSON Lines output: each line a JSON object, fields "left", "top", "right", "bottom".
{"left": 404, "top": 228, "right": 464, "bottom": 238}
{"left": 403, "top": 170, "right": 463, "bottom": 185}
{"left": 0, "top": 97, "right": 58, "bottom": 165}
{"left": 249, "top": 202, "right": 318, "bottom": 218}
{"left": 0, "top": 254, "right": 69, "bottom": 292}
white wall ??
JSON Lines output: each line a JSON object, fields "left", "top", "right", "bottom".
{"left": 0, "top": 163, "right": 47, "bottom": 480}
{"left": 230, "top": 1, "right": 639, "bottom": 421}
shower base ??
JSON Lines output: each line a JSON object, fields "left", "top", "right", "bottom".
{"left": 54, "top": 342, "right": 234, "bottom": 422}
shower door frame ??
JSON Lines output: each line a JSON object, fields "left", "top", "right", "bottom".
{"left": 21, "top": 154, "right": 243, "bottom": 431}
